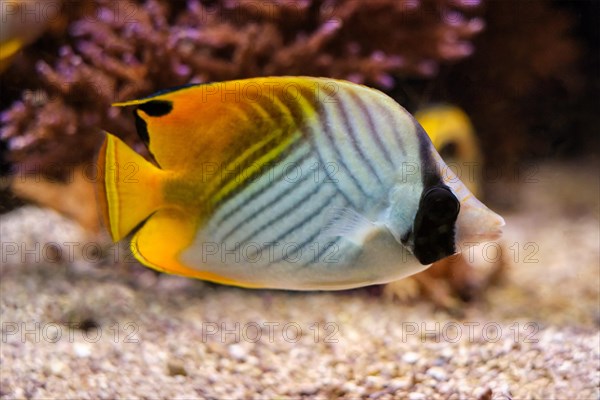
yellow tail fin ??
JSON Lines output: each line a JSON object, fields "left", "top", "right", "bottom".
{"left": 97, "top": 133, "right": 166, "bottom": 242}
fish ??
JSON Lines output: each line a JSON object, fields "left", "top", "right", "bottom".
{"left": 97, "top": 76, "right": 504, "bottom": 290}
{"left": 0, "top": 38, "right": 24, "bottom": 74}
{"left": 0, "top": 0, "right": 62, "bottom": 74}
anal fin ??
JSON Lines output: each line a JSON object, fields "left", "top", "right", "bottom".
{"left": 131, "top": 209, "right": 260, "bottom": 287}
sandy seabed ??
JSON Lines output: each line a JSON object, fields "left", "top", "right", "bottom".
{"left": 1, "top": 162, "right": 599, "bottom": 399}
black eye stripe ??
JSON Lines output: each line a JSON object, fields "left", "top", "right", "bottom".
{"left": 134, "top": 110, "right": 150, "bottom": 145}
{"left": 411, "top": 184, "right": 460, "bottom": 265}
{"left": 422, "top": 186, "right": 460, "bottom": 222}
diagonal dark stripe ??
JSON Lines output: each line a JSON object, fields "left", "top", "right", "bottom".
{"left": 304, "top": 92, "right": 369, "bottom": 204}
{"left": 217, "top": 151, "right": 314, "bottom": 243}
{"left": 380, "top": 103, "right": 407, "bottom": 157}
{"left": 264, "top": 192, "right": 343, "bottom": 265}
{"left": 336, "top": 94, "right": 385, "bottom": 186}
{"left": 348, "top": 92, "right": 395, "bottom": 167}
{"left": 231, "top": 172, "right": 332, "bottom": 253}
{"left": 210, "top": 147, "right": 312, "bottom": 232}
{"left": 203, "top": 101, "right": 292, "bottom": 205}
{"left": 279, "top": 87, "right": 357, "bottom": 208}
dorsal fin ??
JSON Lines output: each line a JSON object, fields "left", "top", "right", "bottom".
{"left": 112, "top": 84, "right": 222, "bottom": 171}
{"left": 111, "top": 77, "right": 323, "bottom": 173}
{"left": 112, "top": 83, "right": 204, "bottom": 107}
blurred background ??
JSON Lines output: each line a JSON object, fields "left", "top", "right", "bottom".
{"left": 0, "top": 1, "right": 598, "bottom": 398}
{"left": 1, "top": 0, "right": 598, "bottom": 187}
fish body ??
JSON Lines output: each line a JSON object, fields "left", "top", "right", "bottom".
{"left": 98, "top": 77, "right": 504, "bottom": 290}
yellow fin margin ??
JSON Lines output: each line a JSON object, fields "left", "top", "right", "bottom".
{"left": 131, "top": 209, "right": 262, "bottom": 288}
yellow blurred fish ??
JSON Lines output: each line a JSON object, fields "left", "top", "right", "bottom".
{"left": 0, "top": 0, "right": 61, "bottom": 73}
{"left": 0, "top": 38, "right": 23, "bottom": 73}
{"left": 416, "top": 105, "right": 482, "bottom": 196}
{"left": 97, "top": 77, "right": 504, "bottom": 290}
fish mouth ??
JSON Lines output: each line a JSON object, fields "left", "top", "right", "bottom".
{"left": 482, "top": 228, "right": 503, "bottom": 241}
{"left": 494, "top": 215, "right": 506, "bottom": 227}
{"left": 486, "top": 214, "right": 506, "bottom": 240}
{"left": 477, "top": 211, "right": 505, "bottom": 242}
{"left": 469, "top": 225, "right": 503, "bottom": 243}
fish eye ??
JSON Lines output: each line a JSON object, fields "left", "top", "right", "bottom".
{"left": 422, "top": 186, "right": 460, "bottom": 222}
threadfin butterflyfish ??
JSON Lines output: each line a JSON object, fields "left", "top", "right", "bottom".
{"left": 97, "top": 77, "right": 504, "bottom": 290}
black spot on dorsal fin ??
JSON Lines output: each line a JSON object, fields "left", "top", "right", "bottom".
{"left": 134, "top": 110, "right": 150, "bottom": 145}
{"left": 137, "top": 100, "right": 173, "bottom": 117}
{"left": 133, "top": 109, "right": 160, "bottom": 167}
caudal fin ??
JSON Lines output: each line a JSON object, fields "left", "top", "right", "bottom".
{"left": 97, "top": 133, "right": 166, "bottom": 242}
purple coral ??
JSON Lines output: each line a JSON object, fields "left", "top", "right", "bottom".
{"left": 1, "top": 0, "right": 485, "bottom": 178}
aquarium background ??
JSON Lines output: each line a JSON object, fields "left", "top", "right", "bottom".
{"left": 0, "top": 0, "right": 598, "bottom": 398}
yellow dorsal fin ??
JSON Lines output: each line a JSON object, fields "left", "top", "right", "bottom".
{"left": 111, "top": 78, "right": 322, "bottom": 173}
{"left": 112, "top": 83, "right": 232, "bottom": 171}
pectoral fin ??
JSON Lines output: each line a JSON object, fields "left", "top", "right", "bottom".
{"left": 322, "top": 207, "right": 382, "bottom": 246}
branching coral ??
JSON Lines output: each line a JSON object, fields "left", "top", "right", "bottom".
{"left": 0, "top": 0, "right": 485, "bottom": 179}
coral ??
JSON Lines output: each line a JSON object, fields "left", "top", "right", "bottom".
{"left": 0, "top": 0, "right": 485, "bottom": 179}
